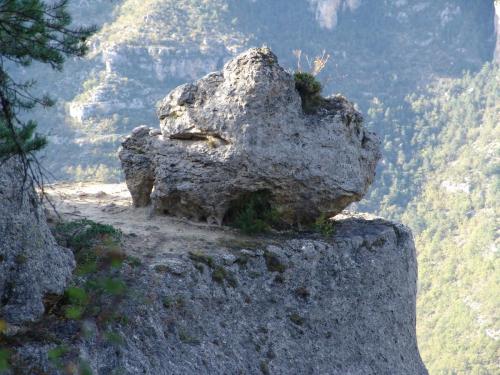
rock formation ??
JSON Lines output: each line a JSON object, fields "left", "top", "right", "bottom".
{"left": 0, "top": 158, "right": 75, "bottom": 324}
{"left": 120, "top": 47, "right": 381, "bottom": 226}
{"left": 1, "top": 47, "right": 429, "bottom": 375}
{"left": 9, "top": 196, "right": 428, "bottom": 374}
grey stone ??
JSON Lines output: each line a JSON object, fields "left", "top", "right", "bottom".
{"left": 12, "top": 216, "right": 427, "bottom": 374}
{"left": 0, "top": 158, "right": 75, "bottom": 324}
{"left": 119, "top": 47, "right": 381, "bottom": 226}
{"left": 120, "top": 126, "right": 155, "bottom": 207}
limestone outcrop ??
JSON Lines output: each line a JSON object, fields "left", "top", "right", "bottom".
{"left": 0, "top": 158, "right": 75, "bottom": 324}
{"left": 119, "top": 47, "right": 381, "bottom": 226}
{"left": 9, "top": 199, "right": 427, "bottom": 374}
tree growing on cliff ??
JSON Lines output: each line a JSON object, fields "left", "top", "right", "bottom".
{"left": 0, "top": 0, "right": 95, "bottom": 170}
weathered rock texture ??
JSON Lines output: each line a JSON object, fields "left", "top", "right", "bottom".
{"left": 11, "top": 211, "right": 427, "bottom": 374}
{"left": 0, "top": 159, "right": 75, "bottom": 324}
{"left": 120, "top": 47, "right": 381, "bottom": 225}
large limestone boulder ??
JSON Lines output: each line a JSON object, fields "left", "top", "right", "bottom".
{"left": 120, "top": 47, "right": 380, "bottom": 225}
{"left": 0, "top": 158, "right": 75, "bottom": 324}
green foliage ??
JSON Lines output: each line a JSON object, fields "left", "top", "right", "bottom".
{"left": 0, "top": 0, "right": 95, "bottom": 159}
{"left": 64, "top": 286, "right": 88, "bottom": 319}
{"left": 162, "top": 296, "right": 174, "bottom": 309}
{"left": 188, "top": 251, "right": 215, "bottom": 268}
{"left": 189, "top": 251, "right": 237, "bottom": 287}
{"left": 51, "top": 219, "right": 132, "bottom": 324}
{"left": 313, "top": 213, "right": 335, "bottom": 237}
{"left": 78, "top": 360, "right": 93, "bottom": 375}
{"left": 211, "top": 266, "right": 226, "bottom": 284}
{"left": 178, "top": 329, "right": 200, "bottom": 345}
{"left": 54, "top": 219, "right": 122, "bottom": 252}
{"left": 226, "top": 190, "right": 280, "bottom": 234}
{"left": 211, "top": 266, "right": 238, "bottom": 288}
{"left": 362, "top": 64, "right": 500, "bottom": 374}
{"left": 47, "top": 345, "right": 68, "bottom": 368}
{"left": 0, "top": 119, "right": 47, "bottom": 157}
{"left": 403, "top": 64, "right": 500, "bottom": 374}
{"left": 0, "top": 349, "right": 9, "bottom": 373}
{"left": 104, "top": 331, "right": 124, "bottom": 346}
{"left": 293, "top": 72, "right": 324, "bottom": 114}
{"left": 92, "top": 277, "right": 127, "bottom": 296}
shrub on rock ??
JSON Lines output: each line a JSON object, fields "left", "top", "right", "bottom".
{"left": 293, "top": 72, "right": 324, "bottom": 114}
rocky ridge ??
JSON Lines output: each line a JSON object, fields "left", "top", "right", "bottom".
{"left": 3, "top": 182, "right": 427, "bottom": 375}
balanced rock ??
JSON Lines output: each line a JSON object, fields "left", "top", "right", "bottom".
{"left": 120, "top": 47, "right": 381, "bottom": 225}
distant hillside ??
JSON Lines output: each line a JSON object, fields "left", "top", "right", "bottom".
{"left": 404, "top": 64, "right": 498, "bottom": 373}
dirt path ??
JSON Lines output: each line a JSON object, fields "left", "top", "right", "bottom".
{"left": 44, "top": 182, "right": 255, "bottom": 263}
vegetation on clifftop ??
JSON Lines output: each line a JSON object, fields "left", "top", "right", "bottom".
{"left": 294, "top": 72, "right": 324, "bottom": 114}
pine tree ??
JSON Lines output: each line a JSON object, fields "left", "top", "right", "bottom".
{"left": 0, "top": 0, "right": 95, "bottom": 160}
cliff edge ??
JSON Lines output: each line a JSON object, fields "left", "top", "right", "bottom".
{"left": 4, "top": 183, "right": 427, "bottom": 375}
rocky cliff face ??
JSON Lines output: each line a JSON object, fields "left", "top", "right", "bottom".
{"left": 5, "top": 183, "right": 427, "bottom": 374}
{"left": 69, "top": 217, "right": 427, "bottom": 375}
{"left": 0, "top": 159, "right": 75, "bottom": 324}
{"left": 119, "top": 48, "right": 380, "bottom": 226}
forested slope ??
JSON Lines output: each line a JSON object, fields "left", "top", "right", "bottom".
{"left": 404, "top": 64, "right": 498, "bottom": 373}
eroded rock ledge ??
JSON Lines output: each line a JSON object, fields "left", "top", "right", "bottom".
{"left": 11, "top": 201, "right": 427, "bottom": 374}
{"left": 119, "top": 47, "right": 381, "bottom": 226}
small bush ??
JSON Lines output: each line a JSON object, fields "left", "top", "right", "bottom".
{"left": 51, "top": 219, "right": 131, "bottom": 324}
{"left": 54, "top": 219, "right": 124, "bottom": 276}
{"left": 104, "top": 331, "right": 124, "bottom": 346}
{"left": 47, "top": 345, "right": 68, "bottom": 368}
{"left": 212, "top": 266, "right": 238, "bottom": 288}
{"left": 260, "top": 360, "right": 270, "bottom": 375}
{"left": 178, "top": 329, "right": 200, "bottom": 345}
{"left": 188, "top": 251, "right": 215, "bottom": 268}
{"left": 294, "top": 72, "right": 324, "bottom": 114}
{"left": 54, "top": 219, "right": 121, "bottom": 252}
{"left": 313, "top": 214, "right": 335, "bottom": 237}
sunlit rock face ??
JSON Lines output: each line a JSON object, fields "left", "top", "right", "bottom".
{"left": 120, "top": 47, "right": 381, "bottom": 226}
{"left": 12, "top": 211, "right": 428, "bottom": 375}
